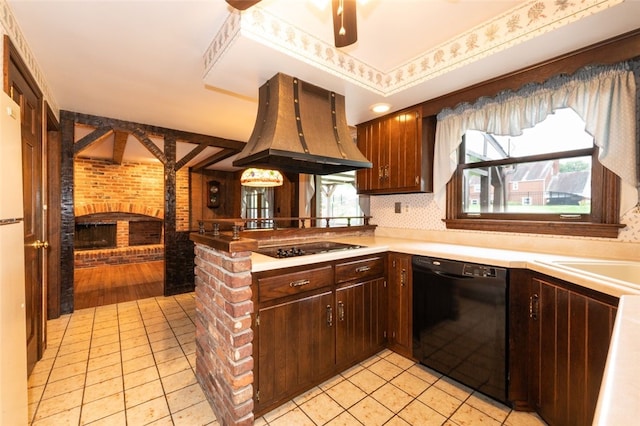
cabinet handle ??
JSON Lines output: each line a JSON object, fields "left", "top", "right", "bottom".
{"left": 289, "top": 279, "right": 310, "bottom": 288}
{"left": 378, "top": 167, "right": 384, "bottom": 180}
{"left": 338, "top": 301, "right": 345, "bottom": 322}
{"left": 384, "top": 165, "right": 389, "bottom": 179}
{"left": 355, "top": 265, "right": 371, "bottom": 273}
{"left": 529, "top": 294, "right": 539, "bottom": 320}
{"left": 415, "top": 175, "right": 419, "bottom": 186}
{"left": 326, "top": 305, "right": 333, "bottom": 327}
{"left": 400, "top": 268, "right": 406, "bottom": 287}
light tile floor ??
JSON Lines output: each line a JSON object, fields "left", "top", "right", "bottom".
{"left": 28, "top": 294, "right": 547, "bottom": 426}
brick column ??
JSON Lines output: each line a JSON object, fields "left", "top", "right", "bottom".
{"left": 194, "top": 243, "right": 254, "bottom": 426}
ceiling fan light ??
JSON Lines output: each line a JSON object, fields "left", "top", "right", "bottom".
{"left": 240, "top": 168, "right": 284, "bottom": 187}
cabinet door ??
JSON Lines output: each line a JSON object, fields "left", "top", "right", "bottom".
{"left": 336, "top": 278, "right": 387, "bottom": 369}
{"left": 356, "top": 107, "right": 431, "bottom": 194}
{"left": 529, "top": 277, "right": 617, "bottom": 426}
{"left": 256, "top": 290, "right": 335, "bottom": 411}
{"left": 387, "top": 109, "right": 421, "bottom": 191}
{"left": 388, "top": 253, "right": 412, "bottom": 357}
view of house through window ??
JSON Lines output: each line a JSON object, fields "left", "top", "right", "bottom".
{"left": 316, "top": 171, "right": 363, "bottom": 226}
{"left": 461, "top": 108, "right": 594, "bottom": 216}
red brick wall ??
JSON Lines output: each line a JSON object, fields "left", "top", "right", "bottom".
{"left": 194, "top": 244, "right": 254, "bottom": 426}
{"left": 73, "top": 157, "right": 190, "bottom": 231}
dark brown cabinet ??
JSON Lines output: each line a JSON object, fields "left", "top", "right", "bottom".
{"left": 252, "top": 255, "right": 386, "bottom": 416}
{"left": 257, "top": 290, "right": 335, "bottom": 410}
{"left": 356, "top": 108, "right": 434, "bottom": 194}
{"left": 387, "top": 252, "right": 412, "bottom": 358}
{"left": 336, "top": 277, "right": 387, "bottom": 369}
{"left": 510, "top": 272, "right": 618, "bottom": 426}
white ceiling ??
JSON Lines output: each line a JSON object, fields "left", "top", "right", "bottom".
{"left": 6, "top": 0, "right": 640, "bottom": 170}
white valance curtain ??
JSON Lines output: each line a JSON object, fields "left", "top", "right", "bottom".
{"left": 433, "top": 61, "right": 639, "bottom": 215}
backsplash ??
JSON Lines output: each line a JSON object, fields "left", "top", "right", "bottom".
{"left": 369, "top": 193, "right": 640, "bottom": 244}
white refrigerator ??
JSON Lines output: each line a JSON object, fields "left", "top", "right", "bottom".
{"left": 0, "top": 91, "right": 28, "bottom": 425}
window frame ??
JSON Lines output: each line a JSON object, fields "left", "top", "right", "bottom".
{"left": 457, "top": 141, "right": 596, "bottom": 221}
{"left": 445, "top": 143, "right": 623, "bottom": 237}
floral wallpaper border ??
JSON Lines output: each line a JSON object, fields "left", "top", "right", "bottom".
{"left": 0, "top": 0, "right": 58, "bottom": 115}
{"left": 204, "top": 0, "right": 625, "bottom": 96}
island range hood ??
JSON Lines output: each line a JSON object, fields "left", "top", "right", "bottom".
{"left": 232, "top": 73, "right": 372, "bottom": 175}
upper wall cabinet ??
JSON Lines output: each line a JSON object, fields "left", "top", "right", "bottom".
{"left": 356, "top": 108, "right": 435, "bottom": 194}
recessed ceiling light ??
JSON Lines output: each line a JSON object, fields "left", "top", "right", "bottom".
{"left": 370, "top": 103, "right": 391, "bottom": 114}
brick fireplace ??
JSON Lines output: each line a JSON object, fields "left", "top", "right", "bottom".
{"left": 73, "top": 157, "right": 170, "bottom": 269}
{"left": 74, "top": 204, "right": 165, "bottom": 268}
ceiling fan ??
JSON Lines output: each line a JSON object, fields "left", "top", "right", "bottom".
{"left": 225, "top": 0, "right": 358, "bottom": 48}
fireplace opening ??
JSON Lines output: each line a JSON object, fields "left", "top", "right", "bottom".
{"left": 75, "top": 222, "right": 117, "bottom": 250}
{"left": 129, "top": 220, "right": 163, "bottom": 246}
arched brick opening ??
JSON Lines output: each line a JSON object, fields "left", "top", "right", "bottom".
{"left": 74, "top": 203, "right": 165, "bottom": 269}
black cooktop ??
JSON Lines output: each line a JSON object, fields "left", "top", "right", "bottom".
{"left": 255, "top": 241, "right": 366, "bottom": 258}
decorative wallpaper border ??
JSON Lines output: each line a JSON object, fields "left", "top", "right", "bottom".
{"left": 0, "top": 0, "right": 59, "bottom": 115}
{"left": 204, "top": 0, "right": 625, "bottom": 96}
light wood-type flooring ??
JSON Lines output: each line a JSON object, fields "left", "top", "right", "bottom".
{"left": 74, "top": 260, "right": 164, "bottom": 309}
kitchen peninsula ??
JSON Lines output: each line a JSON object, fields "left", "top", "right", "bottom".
{"left": 191, "top": 225, "right": 640, "bottom": 425}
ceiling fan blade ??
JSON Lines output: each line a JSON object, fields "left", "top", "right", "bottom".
{"left": 225, "top": 0, "right": 261, "bottom": 11}
{"left": 332, "top": 0, "right": 357, "bottom": 48}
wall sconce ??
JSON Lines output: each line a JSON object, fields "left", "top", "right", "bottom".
{"left": 240, "top": 168, "right": 284, "bottom": 187}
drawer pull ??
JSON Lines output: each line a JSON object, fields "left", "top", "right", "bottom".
{"left": 289, "top": 279, "right": 310, "bottom": 288}
{"left": 326, "top": 305, "right": 333, "bottom": 327}
{"left": 355, "top": 266, "right": 371, "bottom": 273}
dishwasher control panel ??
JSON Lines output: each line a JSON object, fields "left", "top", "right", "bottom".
{"left": 462, "top": 264, "right": 498, "bottom": 278}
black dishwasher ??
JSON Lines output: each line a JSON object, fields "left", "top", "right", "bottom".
{"left": 412, "top": 256, "right": 508, "bottom": 404}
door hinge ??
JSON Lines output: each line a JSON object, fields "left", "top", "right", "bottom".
{"left": 256, "top": 390, "right": 260, "bottom": 402}
{"left": 392, "top": 259, "right": 396, "bottom": 268}
{"left": 383, "top": 331, "right": 387, "bottom": 338}
{"left": 383, "top": 280, "right": 387, "bottom": 288}
{"left": 255, "top": 314, "right": 260, "bottom": 327}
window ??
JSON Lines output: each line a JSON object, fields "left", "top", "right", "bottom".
{"left": 316, "top": 171, "right": 363, "bottom": 226}
{"left": 460, "top": 108, "right": 594, "bottom": 217}
{"left": 434, "top": 60, "right": 637, "bottom": 238}
{"left": 242, "top": 187, "right": 274, "bottom": 229}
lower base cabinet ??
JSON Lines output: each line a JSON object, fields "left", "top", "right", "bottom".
{"left": 253, "top": 255, "right": 386, "bottom": 416}
{"left": 336, "top": 278, "right": 387, "bottom": 369}
{"left": 511, "top": 272, "right": 618, "bottom": 426}
{"left": 257, "top": 290, "right": 335, "bottom": 410}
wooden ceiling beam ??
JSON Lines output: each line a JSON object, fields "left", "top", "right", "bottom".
{"left": 73, "top": 126, "right": 113, "bottom": 155}
{"left": 190, "top": 148, "right": 238, "bottom": 171}
{"left": 66, "top": 111, "right": 246, "bottom": 151}
{"left": 112, "top": 130, "right": 128, "bottom": 164}
{"left": 131, "top": 128, "right": 167, "bottom": 165}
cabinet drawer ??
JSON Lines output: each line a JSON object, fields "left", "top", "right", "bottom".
{"left": 335, "top": 256, "right": 384, "bottom": 284}
{"left": 258, "top": 265, "right": 333, "bottom": 302}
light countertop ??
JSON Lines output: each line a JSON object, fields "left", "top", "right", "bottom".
{"left": 251, "top": 235, "right": 640, "bottom": 298}
{"left": 248, "top": 234, "right": 640, "bottom": 425}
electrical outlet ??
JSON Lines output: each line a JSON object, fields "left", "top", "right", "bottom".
{"left": 394, "top": 202, "right": 402, "bottom": 213}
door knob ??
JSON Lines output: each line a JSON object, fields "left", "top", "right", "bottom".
{"left": 32, "top": 240, "right": 49, "bottom": 249}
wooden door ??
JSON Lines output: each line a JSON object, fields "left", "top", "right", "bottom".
{"left": 335, "top": 278, "right": 386, "bottom": 368}
{"left": 6, "top": 45, "right": 44, "bottom": 375}
{"left": 256, "top": 290, "right": 334, "bottom": 412}
{"left": 530, "top": 277, "right": 617, "bottom": 426}
{"left": 356, "top": 124, "right": 373, "bottom": 192}
{"left": 388, "top": 253, "right": 412, "bottom": 357}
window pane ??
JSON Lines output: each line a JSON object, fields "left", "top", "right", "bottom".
{"left": 462, "top": 156, "right": 592, "bottom": 214}
{"left": 465, "top": 108, "right": 593, "bottom": 163}
{"left": 317, "top": 171, "right": 363, "bottom": 226}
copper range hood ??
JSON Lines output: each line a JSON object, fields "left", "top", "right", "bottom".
{"left": 232, "top": 73, "right": 372, "bottom": 175}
